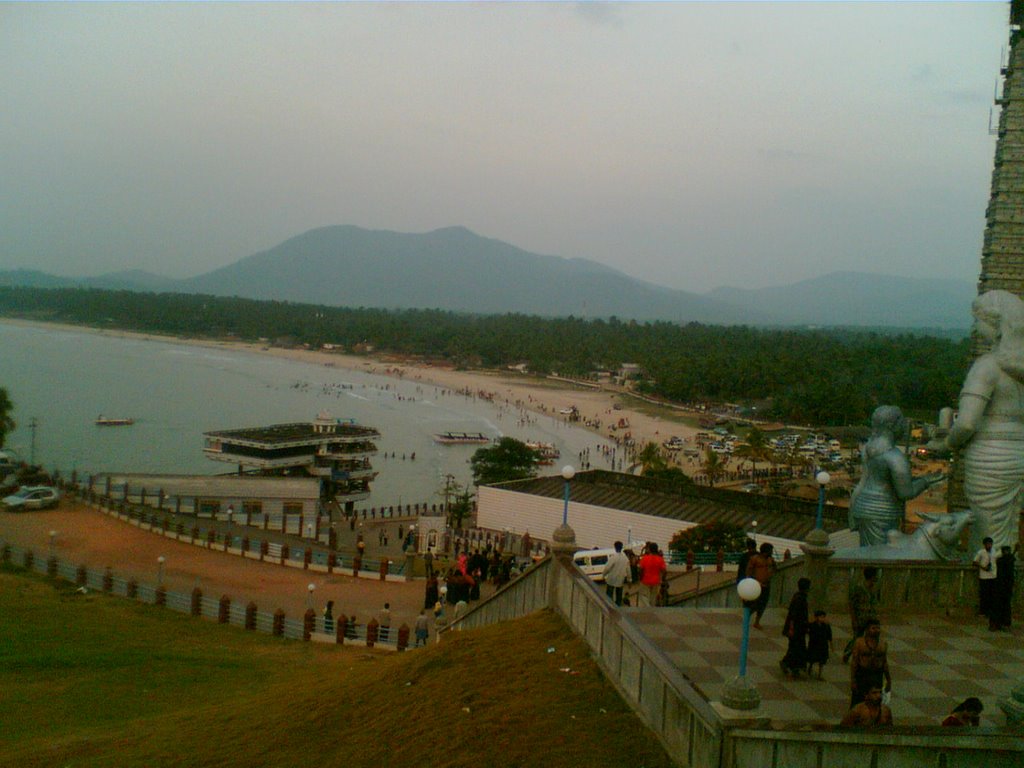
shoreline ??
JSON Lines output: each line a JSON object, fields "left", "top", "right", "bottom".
{"left": 3, "top": 317, "right": 702, "bottom": 469}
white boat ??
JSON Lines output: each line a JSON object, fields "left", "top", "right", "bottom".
{"left": 95, "top": 416, "right": 134, "bottom": 426}
{"left": 526, "top": 441, "right": 560, "bottom": 463}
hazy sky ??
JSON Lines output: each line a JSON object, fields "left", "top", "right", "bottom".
{"left": 0, "top": 2, "right": 1009, "bottom": 292}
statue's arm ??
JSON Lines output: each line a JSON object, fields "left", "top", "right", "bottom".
{"left": 946, "top": 358, "right": 999, "bottom": 451}
{"left": 886, "top": 451, "right": 930, "bottom": 500}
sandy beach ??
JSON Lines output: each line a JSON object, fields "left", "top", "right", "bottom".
{"left": 4, "top": 318, "right": 704, "bottom": 472}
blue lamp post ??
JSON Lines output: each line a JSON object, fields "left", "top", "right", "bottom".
{"left": 722, "top": 577, "right": 763, "bottom": 710}
{"left": 561, "top": 465, "right": 575, "bottom": 526}
{"left": 814, "top": 470, "right": 831, "bottom": 530}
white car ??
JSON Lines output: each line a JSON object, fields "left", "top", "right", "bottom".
{"left": 2, "top": 485, "right": 60, "bottom": 511}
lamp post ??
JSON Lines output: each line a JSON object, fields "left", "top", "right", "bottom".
{"left": 551, "top": 465, "right": 577, "bottom": 558}
{"left": 806, "top": 470, "right": 832, "bottom": 548}
{"left": 722, "top": 577, "right": 762, "bottom": 710}
{"left": 561, "top": 465, "right": 575, "bottom": 526}
{"left": 306, "top": 582, "right": 316, "bottom": 610}
{"left": 156, "top": 556, "right": 165, "bottom": 585}
{"left": 750, "top": 519, "right": 758, "bottom": 545}
{"left": 48, "top": 530, "right": 57, "bottom": 559}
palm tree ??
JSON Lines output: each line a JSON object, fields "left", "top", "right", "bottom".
{"left": 0, "top": 388, "right": 14, "bottom": 450}
{"left": 637, "top": 441, "right": 667, "bottom": 475}
{"left": 733, "top": 426, "right": 770, "bottom": 483}
{"left": 701, "top": 448, "right": 726, "bottom": 488}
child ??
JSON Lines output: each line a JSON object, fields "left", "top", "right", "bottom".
{"left": 805, "top": 609, "right": 833, "bottom": 679}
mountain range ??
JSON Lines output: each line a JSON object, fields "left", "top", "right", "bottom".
{"left": 2, "top": 225, "right": 976, "bottom": 329}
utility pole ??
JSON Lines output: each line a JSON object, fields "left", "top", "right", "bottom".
{"left": 28, "top": 417, "right": 38, "bottom": 465}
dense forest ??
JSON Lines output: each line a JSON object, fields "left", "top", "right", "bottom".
{"left": 0, "top": 286, "right": 970, "bottom": 426}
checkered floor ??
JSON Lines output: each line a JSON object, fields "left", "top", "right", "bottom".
{"left": 627, "top": 606, "right": 1024, "bottom": 726}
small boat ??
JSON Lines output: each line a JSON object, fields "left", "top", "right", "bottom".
{"left": 525, "top": 441, "right": 560, "bottom": 464}
{"left": 433, "top": 431, "right": 491, "bottom": 445}
{"left": 96, "top": 415, "right": 134, "bottom": 426}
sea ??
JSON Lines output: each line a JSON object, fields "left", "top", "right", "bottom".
{"left": 1, "top": 322, "right": 614, "bottom": 507}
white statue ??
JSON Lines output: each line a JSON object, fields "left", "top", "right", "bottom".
{"left": 946, "top": 290, "right": 1024, "bottom": 553}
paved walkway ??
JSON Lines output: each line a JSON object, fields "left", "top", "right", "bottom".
{"left": 628, "top": 605, "right": 1023, "bottom": 727}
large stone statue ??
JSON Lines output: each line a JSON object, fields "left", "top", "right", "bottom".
{"left": 946, "top": 290, "right": 1024, "bottom": 553}
{"left": 849, "top": 405, "right": 944, "bottom": 547}
{"left": 834, "top": 510, "right": 973, "bottom": 561}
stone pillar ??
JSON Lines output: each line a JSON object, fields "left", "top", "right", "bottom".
{"left": 272, "top": 609, "right": 285, "bottom": 637}
{"left": 245, "top": 602, "right": 257, "bottom": 630}
{"left": 191, "top": 587, "right": 202, "bottom": 616}
{"left": 800, "top": 529, "right": 835, "bottom": 612}
{"left": 218, "top": 595, "right": 230, "bottom": 624}
{"left": 303, "top": 608, "right": 315, "bottom": 641}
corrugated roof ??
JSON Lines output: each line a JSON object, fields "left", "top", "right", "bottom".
{"left": 493, "top": 470, "right": 844, "bottom": 541}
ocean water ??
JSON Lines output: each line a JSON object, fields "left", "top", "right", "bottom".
{"left": 1, "top": 322, "right": 613, "bottom": 506}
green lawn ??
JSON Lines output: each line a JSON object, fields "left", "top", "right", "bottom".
{"left": 0, "top": 564, "right": 672, "bottom": 768}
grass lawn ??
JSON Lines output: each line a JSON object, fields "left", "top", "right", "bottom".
{"left": 0, "top": 564, "right": 673, "bottom": 768}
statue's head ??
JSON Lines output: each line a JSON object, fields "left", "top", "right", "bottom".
{"left": 870, "top": 405, "right": 906, "bottom": 439}
{"left": 974, "top": 291, "right": 1024, "bottom": 378}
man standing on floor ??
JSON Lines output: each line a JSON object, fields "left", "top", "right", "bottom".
{"left": 843, "top": 566, "right": 880, "bottom": 663}
{"left": 974, "top": 537, "right": 998, "bottom": 630}
{"left": 638, "top": 542, "right": 667, "bottom": 607}
{"left": 848, "top": 619, "right": 891, "bottom": 707}
{"left": 744, "top": 542, "right": 775, "bottom": 630}
{"left": 602, "top": 541, "right": 631, "bottom": 606}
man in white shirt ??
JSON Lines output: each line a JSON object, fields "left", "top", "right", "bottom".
{"left": 973, "top": 536, "right": 998, "bottom": 630}
{"left": 602, "top": 541, "right": 632, "bottom": 606}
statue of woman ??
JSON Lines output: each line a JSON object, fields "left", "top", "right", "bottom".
{"left": 945, "top": 290, "right": 1024, "bottom": 553}
{"left": 850, "top": 405, "right": 943, "bottom": 547}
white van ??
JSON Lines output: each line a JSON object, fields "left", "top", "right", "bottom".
{"left": 573, "top": 548, "right": 613, "bottom": 581}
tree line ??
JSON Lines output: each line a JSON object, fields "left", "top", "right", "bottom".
{"left": 0, "top": 286, "right": 970, "bottom": 425}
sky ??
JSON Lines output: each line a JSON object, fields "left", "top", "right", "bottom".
{"left": 0, "top": 2, "right": 1010, "bottom": 293}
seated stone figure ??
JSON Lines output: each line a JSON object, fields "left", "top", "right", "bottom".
{"left": 849, "top": 405, "right": 943, "bottom": 547}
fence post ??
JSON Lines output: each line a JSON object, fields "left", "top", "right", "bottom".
{"left": 245, "top": 602, "right": 257, "bottom": 630}
{"left": 207, "top": 529, "right": 216, "bottom": 549}
{"left": 191, "top": 587, "right": 202, "bottom": 616}
{"left": 260, "top": 540, "right": 268, "bottom": 562}
{"left": 327, "top": 552, "right": 336, "bottom": 574}
{"left": 219, "top": 595, "right": 230, "bottom": 623}
{"left": 686, "top": 549, "right": 695, "bottom": 572}
{"left": 379, "top": 558, "right": 389, "bottom": 581}
{"left": 397, "top": 623, "right": 410, "bottom": 651}
{"left": 155, "top": 585, "right": 167, "bottom": 607}
{"left": 272, "top": 609, "right": 285, "bottom": 637}
{"left": 303, "top": 608, "right": 315, "bottom": 641}
{"left": 281, "top": 545, "right": 289, "bottom": 566}
{"left": 336, "top": 615, "right": 346, "bottom": 644}
{"left": 242, "top": 537, "right": 250, "bottom": 557}
{"left": 22, "top": 550, "right": 34, "bottom": 571}
{"left": 1, "top": 543, "right": 10, "bottom": 563}
{"left": 191, "top": 526, "right": 199, "bottom": 543}
{"left": 126, "top": 578, "right": 138, "bottom": 599}
{"left": 304, "top": 548, "right": 312, "bottom": 570}
{"left": 47, "top": 556, "right": 57, "bottom": 577}
{"left": 366, "top": 618, "right": 379, "bottom": 648}
{"left": 75, "top": 563, "right": 87, "bottom": 586}
{"left": 716, "top": 548, "right": 725, "bottom": 572}
{"left": 177, "top": 522, "right": 185, "bottom": 538}
{"left": 353, "top": 556, "right": 361, "bottom": 577}
{"left": 103, "top": 567, "right": 113, "bottom": 593}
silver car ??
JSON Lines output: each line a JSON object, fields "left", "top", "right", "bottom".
{"left": 2, "top": 485, "right": 60, "bottom": 511}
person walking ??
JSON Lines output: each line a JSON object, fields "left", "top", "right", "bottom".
{"left": 322, "top": 600, "right": 335, "bottom": 634}
{"left": 637, "top": 542, "right": 667, "bottom": 607}
{"left": 843, "top": 567, "right": 880, "bottom": 663}
{"left": 378, "top": 602, "right": 392, "bottom": 642}
{"left": 602, "top": 541, "right": 632, "bottom": 606}
{"left": 779, "top": 578, "right": 811, "bottom": 678}
{"left": 805, "top": 610, "right": 833, "bottom": 679}
{"left": 993, "top": 544, "right": 1016, "bottom": 631}
{"left": 744, "top": 542, "right": 775, "bottom": 630}
{"left": 848, "top": 619, "right": 891, "bottom": 707}
{"left": 974, "top": 537, "right": 998, "bottom": 630}
{"left": 414, "top": 610, "right": 430, "bottom": 647}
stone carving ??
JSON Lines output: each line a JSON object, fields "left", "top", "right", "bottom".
{"left": 849, "top": 405, "right": 944, "bottom": 547}
{"left": 945, "top": 290, "right": 1024, "bottom": 553}
{"left": 834, "top": 510, "right": 973, "bottom": 561}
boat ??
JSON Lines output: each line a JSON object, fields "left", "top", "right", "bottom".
{"left": 432, "top": 431, "right": 491, "bottom": 445}
{"left": 525, "top": 441, "right": 560, "bottom": 464}
{"left": 95, "top": 416, "right": 134, "bottom": 426}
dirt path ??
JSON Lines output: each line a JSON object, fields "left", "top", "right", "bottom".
{"left": 0, "top": 501, "right": 432, "bottom": 630}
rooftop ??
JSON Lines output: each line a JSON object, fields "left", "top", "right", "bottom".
{"left": 205, "top": 421, "right": 379, "bottom": 445}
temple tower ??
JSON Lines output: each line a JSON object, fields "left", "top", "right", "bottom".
{"left": 978, "top": 1, "right": 1024, "bottom": 294}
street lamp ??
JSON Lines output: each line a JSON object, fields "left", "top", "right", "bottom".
{"left": 156, "top": 555, "right": 165, "bottom": 585}
{"left": 306, "top": 582, "right": 316, "bottom": 609}
{"left": 750, "top": 519, "right": 758, "bottom": 544}
{"left": 561, "top": 465, "right": 575, "bottom": 526}
{"left": 48, "top": 530, "right": 57, "bottom": 559}
{"left": 814, "top": 470, "right": 831, "bottom": 530}
{"left": 722, "top": 577, "right": 763, "bottom": 710}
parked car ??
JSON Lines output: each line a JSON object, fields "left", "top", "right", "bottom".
{"left": 2, "top": 485, "right": 60, "bottom": 511}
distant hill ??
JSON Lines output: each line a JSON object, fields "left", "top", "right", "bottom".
{"left": 0, "top": 226, "right": 977, "bottom": 328}
{"left": 177, "top": 225, "right": 769, "bottom": 325}
{"left": 706, "top": 272, "right": 976, "bottom": 330}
